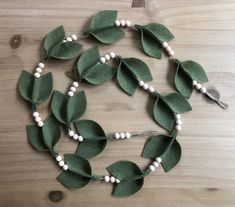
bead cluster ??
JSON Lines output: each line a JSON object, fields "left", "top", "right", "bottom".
{"left": 33, "top": 111, "right": 44, "bottom": 127}
{"left": 114, "top": 20, "right": 132, "bottom": 27}
{"left": 63, "top": 34, "right": 78, "bottom": 42}
{"left": 100, "top": 52, "right": 116, "bottom": 63}
{"left": 149, "top": 157, "right": 162, "bottom": 172}
{"left": 67, "top": 81, "right": 79, "bottom": 97}
{"left": 192, "top": 80, "right": 207, "bottom": 94}
{"left": 114, "top": 132, "right": 131, "bottom": 139}
{"left": 162, "top": 42, "right": 175, "bottom": 57}
{"left": 175, "top": 114, "right": 183, "bottom": 131}
{"left": 68, "top": 129, "right": 84, "bottom": 142}
{"left": 56, "top": 155, "right": 68, "bottom": 171}
{"left": 138, "top": 80, "right": 155, "bottom": 93}
{"left": 104, "top": 175, "right": 120, "bottom": 184}
{"left": 34, "top": 62, "right": 45, "bottom": 78}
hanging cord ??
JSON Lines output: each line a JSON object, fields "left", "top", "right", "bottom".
{"left": 204, "top": 90, "right": 229, "bottom": 110}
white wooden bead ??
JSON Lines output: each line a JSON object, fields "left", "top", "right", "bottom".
{"left": 110, "top": 176, "right": 116, "bottom": 183}
{"left": 100, "top": 57, "right": 106, "bottom": 63}
{"left": 71, "top": 34, "right": 77, "bottom": 41}
{"left": 125, "top": 20, "right": 131, "bottom": 27}
{"left": 72, "top": 81, "right": 79, "bottom": 87}
{"left": 175, "top": 114, "right": 181, "bottom": 120}
{"left": 153, "top": 161, "right": 159, "bottom": 168}
{"left": 36, "top": 67, "right": 42, "bottom": 73}
{"left": 68, "top": 130, "right": 75, "bottom": 137}
{"left": 192, "top": 80, "right": 198, "bottom": 86}
{"left": 115, "top": 178, "right": 120, "bottom": 183}
{"left": 73, "top": 134, "right": 79, "bottom": 140}
{"left": 105, "top": 54, "right": 110, "bottom": 61}
{"left": 169, "top": 50, "right": 175, "bottom": 56}
{"left": 35, "top": 117, "right": 41, "bottom": 123}
{"left": 66, "top": 37, "right": 72, "bottom": 42}
{"left": 33, "top": 112, "right": 39, "bottom": 118}
{"left": 56, "top": 155, "right": 62, "bottom": 162}
{"left": 63, "top": 40, "right": 66, "bottom": 42}
{"left": 175, "top": 125, "right": 182, "bottom": 131}
{"left": 176, "top": 119, "right": 183, "bottom": 125}
{"left": 38, "top": 62, "right": 45, "bottom": 68}
{"left": 115, "top": 132, "right": 120, "bottom": 139}
{"left": 156, "top": 157, "right": 162, "bottom": 163}
{"left": 148, "top": 86, "right": 155, "bottom": 93}
{"left": 120, "top": 132, "right": 125, "bottom": 139}
{"left": 63, "top": 164, "right": 68, "bottom": 171}
{"left": 68, "top": 91, "right": 74, "bottom": 97}
{"left": 78, "top": 136, "right": 84, "bottom": 142}
{"left": 110, "top": 52, "right": 116, "bottom": 58}
{"left": 120, "top": 20, "right": 126, "bottom": 27}
{"left": 70, "top": 86, "right": 76, "bottom": 92}
{"left": 195, "top": 83, "right": 202, "bottom": 90}
{"left": 162, "top": 42, "right": 168, "bottom": 48}
{"left": 143, "top": 83, "right": 149, "bottom": 90}
{"left": 34, "top": 72, "right": 40, "bottom": 78}
{"left": 38, "top": 121, "right": 44, "bottom": 127}
{"left": 104, "top": 175, "right": 110, "bottom": 182}
{"left": 149, "top": 165, "right": 156, "bottom": 172}
{"left": 200, "top": 87, "right": 207, "bottom": 94}
{"left": 138, "top": 80, "right": 144, "bottom": 87}
{"left": 58, "top": 160, "right": 65, "bottom": 167}
{"left": 115, "top": 20, "right": 120, "bottom": 27}
{"left": 166, "top": 46, "right": 172, "bottom": 52}
{"left": 125, "top": 132, "right": 131, "bottom": 139}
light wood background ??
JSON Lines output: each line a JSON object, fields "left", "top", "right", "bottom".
{"left": 0, "top": 0, "right": 235, "bottom": 206}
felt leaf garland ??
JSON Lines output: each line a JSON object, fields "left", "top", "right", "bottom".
{"left": 84, "top": 10, "right": 125, "bottom": 44}
{"left": 27, "top": 125, "right": 48, "bottom": 152}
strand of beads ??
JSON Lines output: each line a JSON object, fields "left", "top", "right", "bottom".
{"left": 162, "top": 42, "right": 175, "bottom": 57}
{"left": 138, "top": 80, "right": 155, "bottom": 94}
{"left": 63, "top": 34, "right": 78, "bottom": 42}
{"left": 100, "top": 52, "right": 116, "bottom": 64}
{"left": 67, "top": 81, "right": 79, "bottom": 97}
{"left": 114, "top": 132, "right": 131, "bottom": 140}
{"left": 55, "top": 154, "right": 68, "bottom": 171}
{"left": 103, "top": 175, "right": 120, "bottom": 184}
{"left": 34, "top": 62, "right": 45, "bottom": 78}
{"left": 192, "top": 80, "right": 207, "bottom": 94}
{"left": 32, "top": 111, "right": 44, "bottom": 127}
{"left": 68, "top": 129, "right": 84, "bottom": 142}
{"left": 114, "top": 19, "right": 132, "bottom": 27}
{"left": 148, "top": 157, "right": 162, "bottom": 172}
{"left": 175, "top": 114, "right": 183, "bottom": 131}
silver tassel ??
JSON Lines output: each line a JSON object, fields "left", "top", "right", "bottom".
{"left": 205, "top": 91, "right": 229, "bottom": 110}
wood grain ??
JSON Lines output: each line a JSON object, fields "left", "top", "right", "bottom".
{"left": 0, "top": 0, "right": 235, "bottom": 206}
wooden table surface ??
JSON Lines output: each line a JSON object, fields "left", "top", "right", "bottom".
{"left": 0, "top": 0, "right": 235, "bottom": 206}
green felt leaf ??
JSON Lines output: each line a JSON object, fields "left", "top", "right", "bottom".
{"left": 44, "top": 25, "right": 65, "bottom": 55}
{"left": 142, "top": 135, "right": 173, "bottom": 158}
{"left": 66, "top": 91, "right": 87, "bottom": 124}
{"left": 175, "top": 64, "right": 193, "bottom": 98}
{"left": 164, "top": 92, "right": 192, "bottom": 113}
{"left": 75, "top": 139, "right": 107, "bottom": 159}
{"left": 42, "top": 115, "right": 61, "bottom": 152}
{"left": 122, "top": 58, "right": 153, "bottom": 82}
{"left": 57, "top": 171, "right": 90, "bottom": 189}
{"left": 51, "top": 91, "right": 67, "bottom": 125}
{"left": 139, "top": 27, "right": 162, "bottom": 59}
{"left": 18, "top": 70, "right": 34, "bottom": 102}
{"left": 27, "top": 125, "right": 48, "bottom": 152}
{"left": 32, "top": 72, "right": 53, "bottom": 105}
{"left": 64, "top": 154, "right": 92, "bottom": 177}
{"left": 180, "top": 60, "right": 208, "bottom": 83}
{"left": 107, "top": 161, "right": 143, "bottom": 180}
{"left": 153, "top": 97, "right": 175, "bottom": 132}
{"left": 83, "top": 64, "right": 116, "bottom": 85}
{"left": 49, "top": 41, "right": 82, "bottom": 60}
{"left": 161, "top": 139, "right": 181, "bottom": 172}
{"left": 117, "top": 61, "right": 137, "bottom": 96}
{"left": 77, "top": 46, "right": 100, "bottom": 77}
{"left": 75, "top": 120, "right": 106, "bottom": 140}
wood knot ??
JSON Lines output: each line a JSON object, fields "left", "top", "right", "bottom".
{"left": 9, "top": 34, "right": 22, "bottom": 49}
{"left": 48, "top": 190, "right": 64, "bottom": 202}
{"left": 132, "top": 0, "right": 145, "bottom": 7}
{"left": 203, "top": 87, "right": 220, "bottom": 104}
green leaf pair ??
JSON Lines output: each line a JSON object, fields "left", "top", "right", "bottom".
{"left": 142, "top": 134, "right": 181, "bottom": 172}
{"left": 75, "top": 120, "right": 107, "bottom": 158}
{"left": 153, "top": 93, "right": 192, "bottom": 131}
{"left": 173, "top": 59, "right": 208, "bottom": 98}
{"left": 77, "top": 46, "right": 116, "bottom": 85}
{"left": 135, "top": 23, "right": 174, "bottom": 59}
{"left": 44, "top": 25, "right": 82, "bottom": 60}
{"left": 117, "top": 57, "right": 153, "bottom": 95}
{"left": 18, "top": 71, "right": 53, "bottom": 106}
{"left": 57, "top": 154, "right": 92, "bottom": 188}
{"left": 84, "top": 10, "right": 125, "bottom": 44}
{"left": 51, "top": 90, "right": 87, "bottom": 126}
{"left": 107, "top": 161, "right": 145, "bottom": 197}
